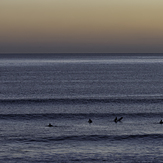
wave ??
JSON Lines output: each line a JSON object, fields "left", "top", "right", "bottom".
{"left": 0, "top": 112, "right": 163, "bottom": 120}
{"left": 1, "top": 97, "right": 163, "bottom": 104}
{"left": 3, "top": 134, "right": 163, "bottom": 143}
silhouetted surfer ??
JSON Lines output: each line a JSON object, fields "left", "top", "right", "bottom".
{"left": 114, "top": 117, "right": 123, "bottom": 123}
{"left": 88, "top": 119, "right": 92, "bottom": 123}
{"left": 114, "top": 117, "right": 118, "bottom": 123}
{"left": 48, "top": 123, "right": 53, "bottom": 127}
{"left": 160, "top": 120, "right": 163, "bottom": 124}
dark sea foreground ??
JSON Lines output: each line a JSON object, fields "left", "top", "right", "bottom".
{"left": 0, "top": 53, "right": 163, "bottom": 162}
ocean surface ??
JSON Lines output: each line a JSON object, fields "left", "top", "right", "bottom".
{"left": 0, "top": 53, "right": 163, "bottom": 163}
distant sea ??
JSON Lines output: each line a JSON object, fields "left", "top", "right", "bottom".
{"left": 0, "top": 53, "right": 163, "bottom": 163}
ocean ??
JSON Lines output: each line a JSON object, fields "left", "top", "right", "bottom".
{"left": 0, "top": 53, "right": 163, "bottom": 162}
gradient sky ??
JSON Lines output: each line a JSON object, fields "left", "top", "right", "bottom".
{"left": 0, "top": 0, "right": 163, "bottom": 53}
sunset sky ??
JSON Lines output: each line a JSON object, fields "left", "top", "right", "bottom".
{"left": 0, "top": 0, "right": 163, "bottom": 53}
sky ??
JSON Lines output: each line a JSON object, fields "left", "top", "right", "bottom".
{"left": 0, "top": 0, "right": 163, "bottom": 53}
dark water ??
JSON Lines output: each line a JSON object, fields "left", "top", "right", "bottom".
{"left": 0, "top": 54, "right": 163, "bottom": 162}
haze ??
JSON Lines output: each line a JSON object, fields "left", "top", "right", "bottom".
{"left": 0, "top": 0, "right": 163, "bottom": 53}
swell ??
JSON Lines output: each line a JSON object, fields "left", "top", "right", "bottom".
{"left": 0, "top": 112, "right": 163, "bottom": 120}
{"left": 1, "top": 97, "right": 163, "bottom": 104}
{"left": 3, "top": 134, "right": 163, "bottom": 143}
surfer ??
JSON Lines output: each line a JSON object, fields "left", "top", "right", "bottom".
{"left": 114, "top": 117, "right": 123, "bottom": 123}
{"left": 160, "top": 120, "right": 163, "bottom": 124}
{"left": 88, "top": 119, "right": 92, "bottom": 123}
{"left": 48, "top": 123, "right": 53, "bottom": 127}
{"left": 114, "top": 117, "right": 118, "bottom": 123}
